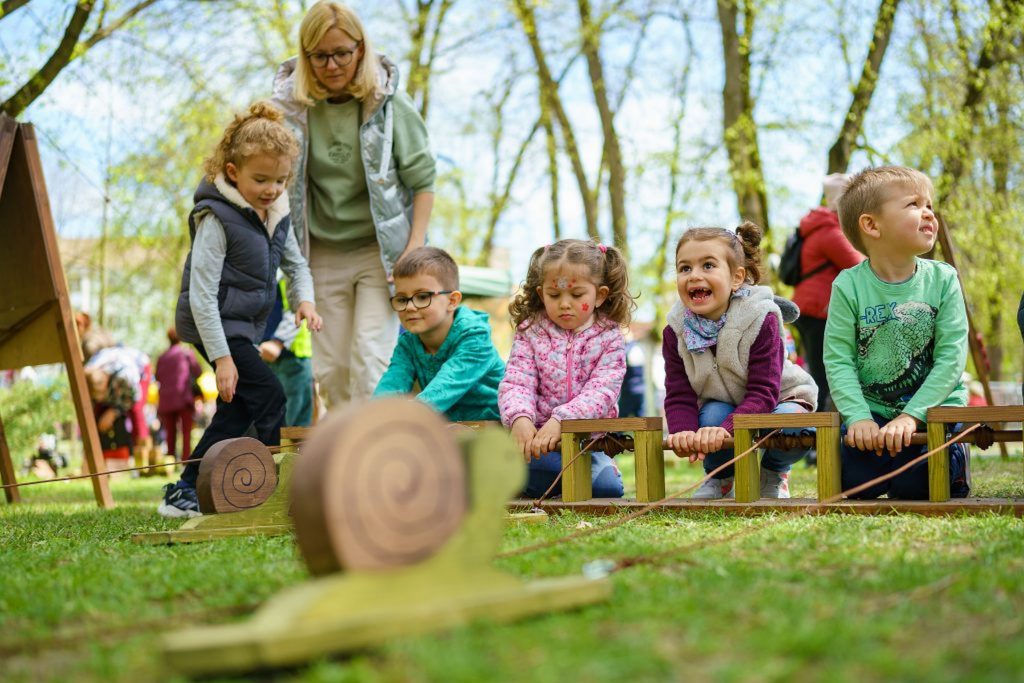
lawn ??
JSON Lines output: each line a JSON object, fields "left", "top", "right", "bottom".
{"left": 2, "top": 454, "right": 1022, "bottom": 682}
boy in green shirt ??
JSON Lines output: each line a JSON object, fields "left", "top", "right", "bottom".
{"left": 374, "top": 247, "right": 504, "bottom": 421}
{"left": 824, "top": 166, "right": 969, "bottom": 499}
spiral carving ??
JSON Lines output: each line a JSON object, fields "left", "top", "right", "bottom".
{"left": 292, "top": 398, "right": 467, "bottom": 576}
{"left": 196, "top": 438, "right": 278, "bottom": 514}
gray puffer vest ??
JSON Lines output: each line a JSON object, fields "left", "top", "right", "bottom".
{"left": 271, "top": 55, "right": 412, "bottom": 277}
{"left": 175, "top": 179, "right": 290, "bottom": 346}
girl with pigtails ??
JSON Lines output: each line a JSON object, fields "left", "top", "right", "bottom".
{"left": 499, "top": 239, "right": 636, "bottom": 499}
{"left": 663, "top": 222, "right": 818, "bottom": 499}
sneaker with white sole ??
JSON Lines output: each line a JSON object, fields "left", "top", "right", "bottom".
{"left": 760, "top": 469, "right": 790, "bottom": 499}
{"left": 157, "top": 481, "right": 202, "bottom": 518}
{"left": 693, "top": 476, "right": 734, "bottom": 500}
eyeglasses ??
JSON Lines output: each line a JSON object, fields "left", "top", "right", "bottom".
{"left": 390, "top": 291, "right": 452, "bottom": 312}
{"left": 307, "top": 43, "right": 362, "bottom": 69}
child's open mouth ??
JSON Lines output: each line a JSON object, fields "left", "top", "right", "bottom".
{"left": 688, "top": 287, "right": 712, "bottom": 303}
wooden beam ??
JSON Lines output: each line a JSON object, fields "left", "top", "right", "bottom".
{"left": 560, "top": 416, "right": 663, "bottom": 432}
{"left": 733, "top": 412, "right": 842, "bottom": 429}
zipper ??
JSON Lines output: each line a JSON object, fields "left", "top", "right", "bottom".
{"left": 564, "top": 330, "right": 575, "bottom": 403}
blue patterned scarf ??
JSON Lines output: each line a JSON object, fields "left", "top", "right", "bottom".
{"left": 681, "top": 287, "right": 750, "bottom": 352}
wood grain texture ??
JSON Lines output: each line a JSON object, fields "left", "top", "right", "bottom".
{"left": 927, "top": 421, "right": 951, "bottom": 503}
{"left": 927, "top": 406, "right": 1024, "bottom": 422}
{"left": 195, "top": 438, "right": 278, "bottom": 513}
{"left": 732, "top": 428, "right": 759, "bottom": 503}
{"left": 816, "top": 426, "right": 842, "bottom": 500}
{"left": 733, "top": 412, "right": 842, "bottom": 429}
{"left": 560, "top": 416, "right": 663, "bottom": 432}
{"left": 291, "top": 398, "right": 468, "bottom": 575}
{"left": 560, "top": 429, "right": 592, "bottom": 502}
{"left": 633, "top": 429, "right": 665, "bottom": 502}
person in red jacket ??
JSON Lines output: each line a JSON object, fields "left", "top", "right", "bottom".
{"left": 791, "top": 173, "right": 865, "bottom": 411}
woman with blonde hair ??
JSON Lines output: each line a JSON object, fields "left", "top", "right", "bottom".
{"left": 272, "top": 1, "right": 436, "bottom": 410}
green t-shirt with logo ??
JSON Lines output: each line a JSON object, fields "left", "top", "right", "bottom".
{"left": 824, "top": 258, "right": 968, "bottom": 425}
{"left": 307, "top": 98, "right": 376, "bottom": 248}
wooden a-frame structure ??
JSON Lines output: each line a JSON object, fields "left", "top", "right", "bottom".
{"left": 0, "top": 114, "right": 112, "bottom": 507}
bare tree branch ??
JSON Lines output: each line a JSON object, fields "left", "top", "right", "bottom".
{"left": 1, "top": 0, "right": 32, "bottom": 21}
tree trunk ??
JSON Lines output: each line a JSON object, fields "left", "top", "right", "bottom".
{"left": 541, "top": 93, "right": 561, "bottom": 240}
{"left": 404, "top": 0, "right": 454, "bottom": 121}
{"left": 716, "top": 0, "right": 769, "bottom": 235}
{"left": 939, "top": 0, "right": 1024, "bottom": 201}
{"left": 513, "top": 0, "right": 598, "bottom": 241}
{"left": 827, "top": 0, "right": 901, "bottom": 174}
{"left": 577, "top": 0, "right": 627, "bottom": 256}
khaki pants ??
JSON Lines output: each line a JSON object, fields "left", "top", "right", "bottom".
{"left": 309, "top": 240, "right": 398, "bottom": 410}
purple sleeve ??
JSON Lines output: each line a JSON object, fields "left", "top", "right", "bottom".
{"left": 662, "top": 326, "right": 700, "bottom": 433}
{"left": 720, "top": 316, "right": 783, "bottom": 433}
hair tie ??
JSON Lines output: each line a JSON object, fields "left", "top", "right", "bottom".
{"left": 597, "top": 244, "right": 607, "bottom": 254}
{"left": 733, "top": 230, "right": 743, "bottom": 244}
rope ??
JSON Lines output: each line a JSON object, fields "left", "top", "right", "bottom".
{"left": 607, "top": 423, "right": 982, "bottom": 574}
{"left": 1, "top": 443, "right": 299, "bottom": 491}
{"left": 498, "top": 429, "right": 781, "bottom": 559}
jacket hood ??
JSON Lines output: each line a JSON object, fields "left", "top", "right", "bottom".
{"left": 799, "top": 207, "right": 840, "bottom": 238}
{"left": 272, "top": 54, "right": 399, "bottom": 123}
{"left": 193, "top": 174, "right": 290, "bottom": 237}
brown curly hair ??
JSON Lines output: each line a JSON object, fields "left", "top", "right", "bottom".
{"left": 509, "top": 239, "right": 636, "bottom": 328}
{"left": 674, "top": 221, "right": 764, "bottom": 284}
{"left": 203, "top": 101, "right": 300, "bottom": 182}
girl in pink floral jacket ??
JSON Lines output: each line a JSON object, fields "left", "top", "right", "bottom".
{"left": 499, "top": 239, "right": 635, "bottom": 498}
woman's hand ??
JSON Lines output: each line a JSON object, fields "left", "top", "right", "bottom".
{"left": 296, "top": 301, "right": 323, "bottom": 332}
{"left": 215, "top": 355, "right": 239, "bottom": 403}
{"left": 510, "top": 417, "right": 537, "bottom": 462}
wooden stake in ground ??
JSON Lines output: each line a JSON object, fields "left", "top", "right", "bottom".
{"left": 162, "top": 398, "right": 610, "bottom": 675}
{"left": 0, "top": 115, "right": 111, "bottom": 508}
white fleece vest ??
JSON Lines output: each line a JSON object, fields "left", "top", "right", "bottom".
{"left": 665, "top": 286, "right": 818, "bottom": 410}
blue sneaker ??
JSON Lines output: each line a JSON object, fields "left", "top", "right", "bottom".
{"left": 158, "top": 481, "right": 201, "bottom": 519}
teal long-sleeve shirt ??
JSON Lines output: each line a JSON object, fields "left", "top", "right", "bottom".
{"left": 824, "top": 258, "right": 968, "bottom": 426}
{"left": 374, "top": 306, "right": 504, "bottom": 421}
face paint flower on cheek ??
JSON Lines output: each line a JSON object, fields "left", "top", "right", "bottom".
{"left": 582, "top": 303, "right": 589, "bottom": 312}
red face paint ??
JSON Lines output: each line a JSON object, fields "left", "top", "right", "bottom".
{"left": 581, "top": 303, "right": 589, "bottom": 312}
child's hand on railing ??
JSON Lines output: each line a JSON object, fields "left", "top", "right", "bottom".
{"left": 530, "top": 418, "right": 562, "bottom": 459}
{"left": 510, "top": 417, "right": 537, "bottom": 462}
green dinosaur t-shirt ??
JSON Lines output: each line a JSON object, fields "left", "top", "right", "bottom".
{"left": 823, "top": 258, "right": 968, "bottom": 425}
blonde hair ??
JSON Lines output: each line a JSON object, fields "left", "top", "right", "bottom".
{"left": 836, "top": 166, "right": 935, "bottom": 254}
{"left": 294, "top": 1, "right": 383, "bottom": 106}
{"left": 675, "top": 221, "right": 765, "bottom": 285}
{"left": 203, "top": 102, "right": 300, "bottom": 181}
{"left": 509, "top": 239, "right": 635, "bottom": 329}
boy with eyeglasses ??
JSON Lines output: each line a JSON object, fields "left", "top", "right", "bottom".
{"left": 373, "top": 247, "right": 505, "bottom": 421}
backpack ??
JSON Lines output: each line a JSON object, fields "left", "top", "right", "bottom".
{"left": 778, "top": 229, "right": 830, "bottom": 286}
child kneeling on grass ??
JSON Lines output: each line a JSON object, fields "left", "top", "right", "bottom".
{"left": 160, "top": 102, "right": 322, "bottom": 519}
{"left": 373, "top": 247, "right": 505, "bottom": 421}
{"left": 825, "top": 166, "right": 969, "bottom": 500}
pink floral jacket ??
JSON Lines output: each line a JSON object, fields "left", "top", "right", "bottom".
{"left": 499, "top": 315, "right": 626, "bottom": 427}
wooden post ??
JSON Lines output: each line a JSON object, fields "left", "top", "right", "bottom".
{"left": 560, "top": 430, "right": 592, "bottom": 502}
{"left": 0, "top": 417, "right": 21, "bottom": 503}
{"left": 926, "top": 420, "right": 950, "bottom": 502}
{"left": 633, "top": 428, "right": 665, "bottom": 502}
{"left": 816, "top": 413, "right": 842, "bottom": 500}
{"left": 732, "top": 426, "right": 758, "bottom": 503}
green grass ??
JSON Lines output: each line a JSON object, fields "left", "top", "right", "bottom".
{"left": 2, "top": 456, "right": 1023, "bottom": 682}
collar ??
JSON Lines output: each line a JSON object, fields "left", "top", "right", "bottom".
{"left": 213, "top": 173, "right": 290, "bottom": 237}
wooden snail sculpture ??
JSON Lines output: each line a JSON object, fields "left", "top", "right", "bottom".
{"left": 163, "top": 397, "right": 610, "bottom": 675}
{"left": 196, "top": 437, "right": 279, "bottom": 514}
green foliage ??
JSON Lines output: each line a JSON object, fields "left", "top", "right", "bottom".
{"left": 0, "top": 376, "right": 76, "bottom": 463}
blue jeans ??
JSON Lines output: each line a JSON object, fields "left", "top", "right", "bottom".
{"left": 701, "top": 401, "right": 812, "bottom": 479}
{"left": 841, "top": 413, "right": 969, "bottom": 500}
{"left": 270, "top": 355, "right": 313, "bottom": 427}
{"left": 525, "top": 450, "right": 624, "bottom": 498}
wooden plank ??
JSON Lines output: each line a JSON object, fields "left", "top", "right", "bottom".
{"left": 0, "top": 415, "right": 21, "bottom": 503}
{"left": 816, "top": 424, "right": 841, "bottom": 500}
{"left": 560, "top": 416, "right": 663, "bottom": 432}
{"left": 0, "top": 115, "right": 17, "bottom": 190}
{"left": 509, "top": 497, "right": 1024, "bottom": 517}
{"left": 633, "top": 429, "right": 665, "bottom": 502}
{"left": 927, "top": 406, "right": 1024, "bottom": 423}
{"left": 132, "top": 523, "right": 292, "bottom": 545}
{"left": 733, "top": 412, "right": 842, "bottom": 429}
{"left": 560, "top": 429, "right": 591, "bottom": 502}
{"left": 733, "top": 427, "right": 759, "bottom": 503}
{"left": 281, "top": 419, "right": 504, "bottom": 443}
{"left": 927, "top": 420, "right": 950, "bottom": 503}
